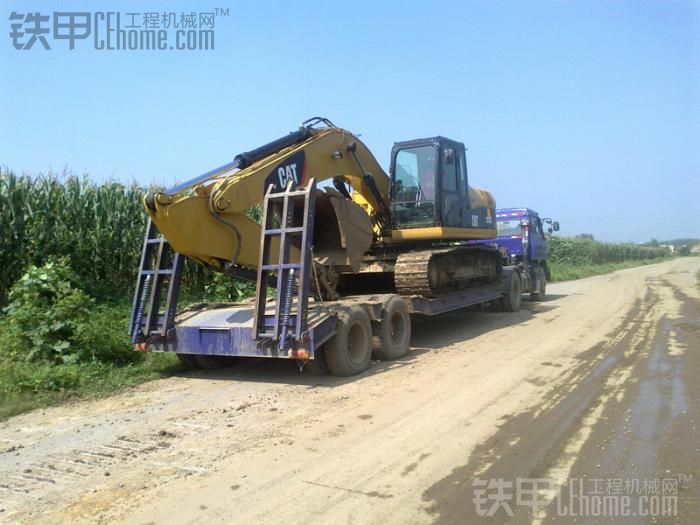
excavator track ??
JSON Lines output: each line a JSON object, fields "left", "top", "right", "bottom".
{"left": 394, "top": 246, "right": 501, "bottom": 297}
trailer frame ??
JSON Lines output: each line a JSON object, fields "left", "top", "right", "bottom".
{"left": 131, "top": 182, "right": 522, "bottom": 369}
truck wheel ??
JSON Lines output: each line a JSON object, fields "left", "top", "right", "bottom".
{"left": 195, "top": 355, "right": 237, "bottom": 370}
{"left": 530, "top": 266, "right": 546, "bottom": 301}
{"left": 501, "top": 272, "right": 522, "bottom": 312}
{"left": 177, "top": 353, "right": 202, "bottom": 369}
{"left": 304, "top": 347, "right": 331, "bottom": 375}
{"left": 323, "top": 306, "right": 372, "bottom": 376}
{"left": 373, "top": 295, "right": 411, "bottom": 360}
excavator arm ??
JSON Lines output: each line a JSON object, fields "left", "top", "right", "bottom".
{"left": 145, "top": 119, "right": 389, "bottom": 272}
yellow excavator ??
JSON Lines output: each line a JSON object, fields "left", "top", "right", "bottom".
{"left": 144, "top": 117, "right": 500, "bottom": 300}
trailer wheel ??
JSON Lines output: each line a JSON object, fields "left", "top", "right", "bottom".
{"left": 304, "top": 347, "right": 331, "bottom": 375}
{"left": 373, "top": 295, "right": 411, "bottom": 360}
{"left": 323, "top": 306, "right": 372, "bottom": 376}
{"left": 500, "top": 272, "right": 522, "bottom": 312}
{"left": 176, "top": 353, "right": 202, "bottom": 369}
{"left": 195, "top": 355, "right": 237, "bottom": 370}
{"left": 530, "top": 266, "right": 546, "bottom": 301}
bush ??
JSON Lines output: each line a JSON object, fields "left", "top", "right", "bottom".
{"left": 1, "top": 258, "right": 139, "bottom": 366}
{"left": 205, "top": 272, "right": 255, "bottom": 302}
{"left": 2, "top": 258, "right": 94, "bottom": 364}
{"left": 77, "top": 302, "right": 141, "bottom": 365}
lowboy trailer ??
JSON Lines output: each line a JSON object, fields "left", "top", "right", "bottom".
{"left": 129, "top": 180, "right": 523, "bottom": 376}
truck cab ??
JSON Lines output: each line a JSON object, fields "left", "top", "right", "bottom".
{"left": 493, "top": 208, "right": 559, "bottom": 300}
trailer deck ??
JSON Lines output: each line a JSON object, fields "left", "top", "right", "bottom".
{"left": 145, "top": 280, "right": 508, "bottom": 360}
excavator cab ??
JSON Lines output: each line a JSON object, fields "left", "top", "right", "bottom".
{"left": 390, "top": 137, "right": 470, "bottom": 230}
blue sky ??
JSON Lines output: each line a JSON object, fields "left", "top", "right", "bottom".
{"left": 1, "top": 0, "right": 698, "bottom": 242}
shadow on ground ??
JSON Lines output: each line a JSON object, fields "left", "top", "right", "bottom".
{"left": 173, "top": 294, "right": 565, "bottom": 387}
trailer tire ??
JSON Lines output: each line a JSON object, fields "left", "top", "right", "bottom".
{"left": 530, "top": 266, "right": 546, "bottom": 301}
{"left": 195, "top": 355, "right": 237, "bottom": 370}
{"left": 487, "top": 300, "right": 504, "bottom": 312}
{"left": 176, "top": 353, "right": 202, "bottom": 369}
{"left": 501, "top": 272, "right": 522, "bottom": 312}
{"left": 323, "top": 306, "right": 372, "bottom": 376}
{"left": 304, "top": 347, "right": 331, "bottom": 375}
{"left": 373, "top": 295, "right": 411, "bottom": 360}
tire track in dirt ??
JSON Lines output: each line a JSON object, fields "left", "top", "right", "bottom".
{"left": 421, "top": 273, "right": 699, "bottom": 524}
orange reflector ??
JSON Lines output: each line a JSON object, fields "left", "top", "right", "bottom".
{"left": 293, "top": 349, "right": 309, "bottom": 359}
{"left": 134, "top": 343, "right": 146, "bottom": 352}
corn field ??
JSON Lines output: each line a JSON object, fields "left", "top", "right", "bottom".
{"left": 0, "top": 170, "right": 210, "bottom": 302}
{"left": 548, "top": 237, "right": 668, "bottom": 265}
{"left": 1, "top": 169, "right": 672, "bottom": 303}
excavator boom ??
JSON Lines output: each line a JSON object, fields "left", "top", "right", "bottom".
{"left": 145, "top": 119, "right": 389, "bottom": 272}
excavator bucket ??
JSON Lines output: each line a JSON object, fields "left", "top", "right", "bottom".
{"left": 313, "top": 188, "right": 374, "bottom": 272}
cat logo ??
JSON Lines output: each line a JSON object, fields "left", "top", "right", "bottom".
{"left": 264, "top": 151, "right": 307, "bottom": 194}
{"left": 277, "top": 163, "right": 298, "bottom": 188}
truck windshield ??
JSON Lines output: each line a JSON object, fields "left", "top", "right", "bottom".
{"left": 392, "top": 145, "right": 437, "bottom": 228}
{"left": 497, "top": 220, "right": 523, "bottom": 237}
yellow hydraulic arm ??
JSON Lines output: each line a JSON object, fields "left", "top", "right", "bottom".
{"left": 144, "top": 119, "right": 389, "bottom": 272}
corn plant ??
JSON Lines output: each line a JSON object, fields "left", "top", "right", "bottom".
{"left": 0, "top": 169, "right": 215, "bottom": 303}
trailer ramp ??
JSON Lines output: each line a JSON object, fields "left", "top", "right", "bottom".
{"left": 129, "top": 218, "right": 183, "bottom": 346}
{"left": 253, "top": 179, "right": 318, "bottom": 357}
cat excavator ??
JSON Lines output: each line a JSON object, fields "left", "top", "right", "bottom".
{"left": 130, "top": 118, "right": 520, "bottom": 375}
{"left": 143, "top": 117, "right": 500, "bottom": 300}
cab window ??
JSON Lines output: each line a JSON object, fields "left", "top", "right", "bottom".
{"left": 441, "top": 147, "right": 461, "bottom": 227}
{"left": 535, "top": 217, "right": 546, "bottom": 240}
{"left": 392, "top": 145, "right": 437, "bottom": 228}
{"left": 497, "top": 220, "right": 523, "bottom": 237}
{"left": 441, "top": 148, "right": 457, "bottom": 191}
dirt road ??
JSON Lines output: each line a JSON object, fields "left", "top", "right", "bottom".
{"left": 1, "top": 258, "right": 698, "bottom": 524}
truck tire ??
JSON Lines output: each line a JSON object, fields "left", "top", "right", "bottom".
{"left": 323, "top": 306, "right": 372, "bottom": 376}
{"left": 373, "top": 295, "right": 411, "bottom": 360}
{"left": 176, "top": 353, "right": 202, "bottom": 369}
{"left": 304, "top": 347, "right": 331, "bottom": 375}
{"left": 195, "top": 355, "right": 237, "bottom": 370}
{"left": 501, "top": 272, "right": 522, "bottom": 312}
{"left": 530, "top": 266, "right": 546, "bottom": 301}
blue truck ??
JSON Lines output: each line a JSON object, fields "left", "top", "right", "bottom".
{"left": 477, "top": 208, "right": 559, "bottom": 301}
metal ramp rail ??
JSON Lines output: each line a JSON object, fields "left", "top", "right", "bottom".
{"left": 253, "top": 179, "right": 317, "bottom": 356}
{"left": 129, "top": 218, "right": 184, "bottom": 346}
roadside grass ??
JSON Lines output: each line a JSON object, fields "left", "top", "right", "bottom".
{"left": 0, "top": 352, "right": 181, "bottom": 420}
{"left": 549, "top": 258, "right": 672, "bottom": 282}
{"left": 0, "top": 299, "right": 183, "bottom": 420}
